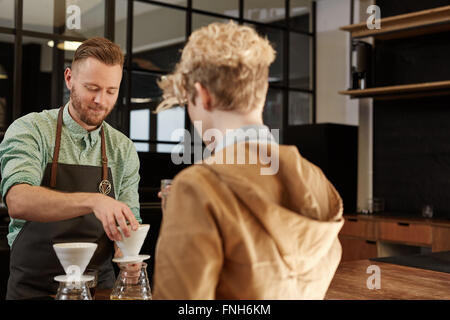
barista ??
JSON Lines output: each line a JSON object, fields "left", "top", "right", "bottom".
{"left": 0, "top": 37, "right": 141, "bottom": 299}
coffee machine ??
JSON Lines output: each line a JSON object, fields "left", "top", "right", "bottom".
{"left": 351, "top": 40, "right": 372, "bottom": 90}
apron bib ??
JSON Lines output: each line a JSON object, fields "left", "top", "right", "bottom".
{"left": 7, "top": 106, "right": 116, "bottom": 300}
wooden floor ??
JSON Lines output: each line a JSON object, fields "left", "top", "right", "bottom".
{"left": 325, "top": 259, "right": 450, "bottom": 300}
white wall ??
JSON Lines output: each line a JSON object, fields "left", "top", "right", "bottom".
{"left": 315, "top": 0, "right": 375, "bottom": 212}
{"left": 356, "top": 0, "right": 375, "bottom": 212}
{"left": 316, "top": 0, "right": 358, "bottom": 125}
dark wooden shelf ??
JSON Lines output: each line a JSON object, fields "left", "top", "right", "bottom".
{"left": 339, "top": 80, "right": 450, "bottom": 100}
{"left": 343, "top": 213, "right": 450, "bottom": 228}
{"left": 340, "top": 5, "right": 450, "bottom": 40}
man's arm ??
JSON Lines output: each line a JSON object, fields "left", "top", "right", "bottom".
{"left": 0, "top": 117, "right": 138, "bottom": 241}
{"left": 116, "top": 141, "right": 142, "bottom": 223}
{"left": 6, "top": 184, "right": 139, "bottom": 241}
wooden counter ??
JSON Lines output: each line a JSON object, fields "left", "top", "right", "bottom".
{"left": 95, "top": 289, "right": 112, "bottom": 300}
{"left": 325, "top": 259, "right": 450, "bottom": 300}
{"left": 95, "top": 259, "right": 450, "bottom": 300}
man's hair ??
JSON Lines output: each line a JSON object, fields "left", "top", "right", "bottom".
{"left": 156, "top": 21, "right": 276, "bottom": 113}
{"left": 72, "top": 37, "right": 124, "bottom": 69}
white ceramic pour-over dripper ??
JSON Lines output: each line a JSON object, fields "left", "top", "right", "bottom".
{"left": 114, "top": 224, "right": 150, "bottom": 263}
{"left": 53, "top": 242, "right": 98, "bottom": 278}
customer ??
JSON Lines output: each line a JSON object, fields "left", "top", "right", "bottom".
{"left": 153, "top": 21, "right": 344, "bottom": 299}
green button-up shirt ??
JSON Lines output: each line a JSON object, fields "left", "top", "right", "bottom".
{"left": 0, "top": 104, "right": 142, "bottom": 247}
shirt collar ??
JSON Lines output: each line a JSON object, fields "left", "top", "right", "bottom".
{"left": 63, "top": 102, "right": 103, "bottom": 145}
{"left": 213, "top": 124, "right": 278, "bottom": 153}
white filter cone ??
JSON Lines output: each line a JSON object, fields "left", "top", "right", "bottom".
{"left": 115, "top": 224, "right": 150, "bottom": 257}
{"left": 53, "top": 242, "right": 98, "bottom": 277}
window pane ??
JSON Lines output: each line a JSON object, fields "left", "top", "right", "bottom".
{"left": 22, "top": 37, "right": 60, "bottom": 114}
{"left": 290, "top": 0, "right": 312, "bottom": 33}
{"left": 131, "top": 71, "right": 162, "bottom": 103}
{"left": 156, "top": 143, "right": 183, "bottom": 154}
{"left": 248, "top": 24, "right": 284, "bottom": 86}
{"left": 134, "top": 142, "right": 149, "bottom": 152}
{"left": 45, "top": 39, "right": 76, "bottom": 109}
{"left": 263, "top": 88, "right": 283, "bottom": 144}
{"left": 157, "top": 107, "right": 185, "bottom": 142}
{"left": 288, "top": 91, "right": 311, "bottom": 125}
{"left": 106, "top": 64, "right": 130, "bottom": 133}
{"left": 133, "top": 42, "right": 184, "bottom": 74}
{"left": 192, "top": 13, "right": 229, "bottom": 31}
{"left": 193, "top": 0, "right": 239, "bottom": 18}
{"left": 133, "top": 2, "right": 185, "bottom": 73}
{"left": 63, "top": 49, "right": 77, "bottom": 104}
{"left": 115, "top": 0, "right": 128, "bottom": 54}
{"left": 191, "top": 124, "right": 203, "bottom": 156}
{"left": 130, "top": 109, "right": 150, "bottom": 140}
{"left": 0, "top": 34, "right": 14, "bottom": 131}
{"left": 290, "top": 32, "right": 311, "bottom": 90}
{"left": 157, "top": 0, "right": 187, "bottom": 7}
{"left": 244, "top": 0, "right": 285, "bottom": 26}
{"left": 23, "top": 0, "right": 105, "bottom": 38}
{"left": 0, "top": 1, "right": 14, "bottom": 28}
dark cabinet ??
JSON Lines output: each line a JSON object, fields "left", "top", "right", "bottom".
{"left": 286, "top": 123, "right": 358, "bottom": 214}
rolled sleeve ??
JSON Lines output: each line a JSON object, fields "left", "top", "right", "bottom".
{"left": 0, "top": 118, "right": 45, "bottom": 203}
{"left": 117, "top": 142, "right": 141, "bottom": 223}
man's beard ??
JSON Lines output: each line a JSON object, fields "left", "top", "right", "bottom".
{"left": 70, "top": 86, "right": 113, "bottom": 127}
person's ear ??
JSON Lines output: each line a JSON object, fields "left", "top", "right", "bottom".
{"left": 64, "top": 67, "right": 73, "bottom": 90}
{"left": 194, "top": 82, "right": 212, "bottom": 111}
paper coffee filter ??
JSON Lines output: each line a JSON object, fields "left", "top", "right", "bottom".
{"left": 53, "top": 242, "right": 98, "bottom": 276}
{"left": 115, "top": 224, "right": 150, "bottom": 258}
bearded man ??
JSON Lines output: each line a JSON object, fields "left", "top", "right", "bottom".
{"left": 0, "top": 37, "right": 141, "bottom": 300}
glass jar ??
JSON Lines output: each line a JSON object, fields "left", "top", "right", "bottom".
{"left": 55, "top": 280, "right": 92, "bottom": 300}
{"left": 110, "top": 262, "right": 152, "bottom": 300}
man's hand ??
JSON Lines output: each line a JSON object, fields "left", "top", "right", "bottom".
{"left": 114, "top": 243, "right": 142, "bottom": 282}
{"left": 91, "top": 194, "right": 139, "bottom": 241}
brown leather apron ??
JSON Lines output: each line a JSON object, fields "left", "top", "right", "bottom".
{"left": 6, "top": 106, "right": 116, "bottom": 300}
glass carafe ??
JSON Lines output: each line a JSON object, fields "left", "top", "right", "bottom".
{"left": 55, "top": 280, "right": 92, "bottom": 300}
{"left": 110, "top": 262, "right": 152, "bottom": 300}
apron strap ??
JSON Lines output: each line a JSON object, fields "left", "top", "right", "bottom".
{"left": 50, "top": 105, "right": 109, "bottom": 189}
{"left": 100, "top": 127, "right": 108, "bottom": 181}
{"left": 50, "top": 106, "right": 64, "bottom": 188}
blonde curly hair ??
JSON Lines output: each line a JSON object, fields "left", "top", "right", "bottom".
{"left": 155, "top": 21, "right": 276, "bottom": 113}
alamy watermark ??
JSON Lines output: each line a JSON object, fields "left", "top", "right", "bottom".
{"left": 66, "top": 5, "right": 81, "bottom": 30}
{"left": 366, "top": 5, "right": 381, "bottom": 30}
{"left": 169, "top": 121, "right": 280, "bottom": 175}
{"left": 366, "top": 264, "right": 381, "bottom": 290}
{"left": 66, "top": 264, "right": 82, "bottom": 289}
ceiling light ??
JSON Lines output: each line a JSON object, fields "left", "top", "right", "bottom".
{"left": 131, "top": 98, "right": 153, "bottom": 104}
{"left": 47, "top": 40, "right": 82, "bottom": 51}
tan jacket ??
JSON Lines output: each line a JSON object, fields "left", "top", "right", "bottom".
{"left": 153, "top": 142, "right": 344, "bottom": 299}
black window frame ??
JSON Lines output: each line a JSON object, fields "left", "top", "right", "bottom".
{"left": 0, "top": 0, "right": 316, "bottom": 148}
